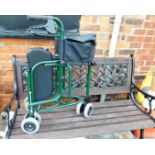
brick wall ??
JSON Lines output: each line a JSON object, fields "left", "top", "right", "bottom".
{"left": 80, "top": 15, "right": 155, "bottom": 75}
{"left": 0, "top": 15, "right": 155, "bottom": 108}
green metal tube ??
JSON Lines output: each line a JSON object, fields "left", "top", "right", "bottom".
{"left": 30, "top": 60, "right": 65, "bottom": 101}
{"left": 67, "top": 65, "right": 72, "bottom": 103}
{"left": 53, "top": 17, "right": 64, "bottom": 39}
{"left": 86, "top": 63, "right": 91, "bottom": 96}
{"left": 28, "top": 94, "right": 61, "bottom": 107}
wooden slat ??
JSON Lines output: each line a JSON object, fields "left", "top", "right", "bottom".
{"left": 13, "top": 107, "right": 143, "bottom": 129}
{"left": 10, "top": 99, "right": 155, "bottom": 139}
{"left": 17, "top": 99, "right": 134, "bottom": 115}
{"left": 15, "top": 105, "right": 138, "bottom": 122}
{"left": 14, "top": 109, "right": 143, "bottom": 125}
{"left": 89, "top": 87, "right": 130, "bottom": 95}
{"left": 12, "top": 114, "right": 149, "bottom": 135}
{"left": 11, "top": 119, "right": 154, "bottom": 139}
{"left": 94, "top": 57, "right": 132, "bottom": 65}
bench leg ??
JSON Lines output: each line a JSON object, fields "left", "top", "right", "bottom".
{"left": 140, "top": 129, "right": 144, "bottom": 139}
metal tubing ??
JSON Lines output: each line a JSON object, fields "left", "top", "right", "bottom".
{"left": 140, "top": 129, "right": 144, "bottom": 139}
{"left": 86, "top": 63, "right": 91, "bottom": 96}
{"left": 67, "top": 65, "right": 72, "bottom": 103}
{"left": 28, "top": 94, "right": 61, "bottom": 107}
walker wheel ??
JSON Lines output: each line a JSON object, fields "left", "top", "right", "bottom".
{"left": 24, "top": 112, "right": 42, "bottom": 124}
{"left": 21, "top": 117, "right": 40, "bottom": 134}
{"left": 76, "top": 102, "right": 85, "bottom": 115}
{"left": 34, "top": 111, "right": 42, "bottom": 124}
{"left": 83, "top": 103, "right": 93, "bottom": 118}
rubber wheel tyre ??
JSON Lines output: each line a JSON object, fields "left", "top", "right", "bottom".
{"left": 21, "top": 117, "right": 40, "bottom": 134}
{"left": 34, "top": 111, "right": 42, "bottom": 124}
{"left": 83, "top": 103, "right": 93, "bottom": 118}
{"left": 76, "top": 102, "right": 85, "bottom": 115}
{"left": 24, "top": 112, "right": 41, "bottom": 124}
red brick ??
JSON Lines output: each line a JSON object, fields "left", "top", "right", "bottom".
{"left": 150, "top": 49, "right": 155, "bottom": 53}
{"left": 118, "top": 49, "right": 135, "bottom": 55}
{"left": 134, "top": 29, "right": 146, "bottom": 35}
{"left": 91, "top": 16, "right": 97, "bottom": 22}
{"left": 141, "top": 66, "right": 150, "bottom": 72}
{"left": 145, "top": 61, "right": 155, "bottom": 65}
{"left": 135, "top": 61, "right": 144, "bottom": 66}
{"left": 0, "top": 46, "right": 21, "bottom": 54}
{"left": 127, "top": 36, "right": 136, "bottom": 42}
{"left": 0, "top": 54, "right": 12, "bottom": 61}
{"left": 0, "top": 61, "right": 12, "bottom": 69}
{"left": 151, "top": 37, "right": 155, "bottom": 42}
{"left": 116, "top": 41, "right": 129, "bottom": 48}
{"left": 26, "top": 39, "right": 53, "bottom": 46}
{"left": 81, "top": 16, "right": 90, "bottom": 23}
{"left": 150, "top": 66, "right": 155, "bottom": 72}
{"left": 139, "top": 55, "right": 154, "bottom": 61}
{"left": 0, "top": 70, "right": 13, "bottom": 75}
{"left": 123, "top": 17, "right": 144, "bottom": 25}
{"left": 101, "top": 25, "right": 113, "bottom": 33}
{"left": 143, "top": 44, "right": 155, "bottom": 49}
{"left": 99, "top": 16, "right": 111, "bottom": 24}
{"left": 0, "top": 95, "right": 12, "bottom": 102}
{"left": 143, "top": 37, "right": 153, "bottom": 42}
{"left": 1, "top": 38, "right": 26, "bottom": 45}
{"left": 80, "top": 24, "right": 100, "bottom": 31}
{"left": 130, "top": 43, "right": 141, "bottom": 48}
{"left": 136, "top": 36, "right": 144, "bottom": 42}
{"left": 120, "top": 25, "right": 133, "bottom": 33}
{"left": 96, "top": 49, "right": 104, "bottom": 55}
{"left": 0, "top": 75, "right": 14, "bottom": 83}
{"left": 146, "top": 30, "right": 155, "bottom": 35}
{"left": 0, "top": 83, "right": 3, "bottom": 93}
{"left": 4, "top": 83, "right": 13, "bottom": 94}
{"left": 144, "top": 22, "right": 155, "bottom": 28}
{"left": 146, "top": 15, "right": 155, "bottom": 21}
{"left": 144, "top": 55, "right": 155, "bottom": 60}
{"left": 127, "top": 36, "right": 144, "bottom": 42}
{"left": 100, "top": 40, "right": 110, "bottom": 49}
{"left": 136, "top": 49, "right": 150, "bottom": 54}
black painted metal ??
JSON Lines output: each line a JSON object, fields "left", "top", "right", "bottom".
{"left": 140, "top": 129, "right": 144, "bottom": 139}
{"left": 0, "top": 56, "right": 20, "bottom": 138}
{"left": 130, "top": 55, "right": 155, "bottom": 124}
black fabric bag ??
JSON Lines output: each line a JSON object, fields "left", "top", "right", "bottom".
{"left": 57, "top": 33, "right": 96, "bottom": 64}
{"left": 27, "top": 48, "right": 53, "bottom": 101}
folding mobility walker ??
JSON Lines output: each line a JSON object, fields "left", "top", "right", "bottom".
{"left": 21, "top": 16, "right": 96, "bottom": 134}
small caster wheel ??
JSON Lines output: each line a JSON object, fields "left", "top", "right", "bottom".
{"left": 83, "top": 103, "right": 93, "bottom": 118}
{"left": 24, "top": 97, "right": 29, "bottom": 110}
{"left": 76, "top": 102, "right": 85, "bottom": 115}
{"left": 21, "top": 117, "right": 40, "bottom": 134}
{"left": 34, "top": 111, "right": 42, "bottom": 124}
{"left": 1, "top": 111, "right": 8, "bottom": 120}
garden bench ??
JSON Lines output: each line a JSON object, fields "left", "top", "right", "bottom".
{"left": 1, "top": 55, "right": 155, "bottom": 139}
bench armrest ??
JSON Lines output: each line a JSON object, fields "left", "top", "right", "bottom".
{"left": 0, "top": 91, "right": 19, "bottom": 128}
{"left": 130, "top": 81, "right": 155, "bottom": 122}
{"left": 0, "top": 55, "right": 20, "bottom": 138}
{"left": 131, "top": 81, "right": 155, "bottom": 99}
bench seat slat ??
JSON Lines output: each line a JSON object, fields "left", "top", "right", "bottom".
{"left": 12, "top": 114, "right": 150, "bottom": 135}
{"left": 16, "top": 99, "right": 134, "bottom": 115}
{"left": 11, "top": 119, "right": 154, "bottom": 139}
{"left": 10, "top": 99, "right": 155, "bottom": 138}
{"left": 15, "top": 103, "right": 137, "bottom": 122}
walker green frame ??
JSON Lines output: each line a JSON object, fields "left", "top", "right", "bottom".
{"left": 25, "top": 16, "right": 92, "bottom": 116}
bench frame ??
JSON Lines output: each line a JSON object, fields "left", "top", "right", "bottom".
{"left": 1, "top": 54, "right": 155, "bottom": 139}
